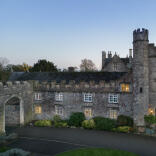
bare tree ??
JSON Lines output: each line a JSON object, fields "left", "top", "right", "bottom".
{"left": 80, "top": 59, "right": 97, "bottom": 71}
{"left": 0, "top": 57, "right": 9, "bottom": 70}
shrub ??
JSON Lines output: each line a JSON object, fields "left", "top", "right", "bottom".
{"left": 144, "top": 115, "right": 156, "bottom": 125}
{"left": 93, "top": 117, "right": 116, "bottom": 131}
{"left": 82, "top": 119, "right": 95, "bottom": 129}
{"left": 68, "top": 112, "right": 85, "bottom": 127}
{"left": 53, "top": 115, "right": 62, "bottom": 123}
{"left": 54, "top": 121, "right": 68, "bottom": 128}
{"left": 116, "top": 126, "right": 133, "bottom": 133}
{"left": 34, "top": 120, "right": 52, "bottom": 127}
{"left": 117, "top": 115, "right": 133, "bottom": 127}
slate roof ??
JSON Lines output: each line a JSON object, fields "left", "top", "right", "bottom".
{"left": 9, "top": 72, "right": 127, "bottom": 83}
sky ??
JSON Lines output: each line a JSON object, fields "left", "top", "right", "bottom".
{"left": 0, "top": 0, "right": 156, "bottom": 69}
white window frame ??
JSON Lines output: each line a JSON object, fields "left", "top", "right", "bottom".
{"left": 84, "top": 93, "right": 93, "bottom": 102}
{"left": 108, "top": 94, "right": 118, "bottom": 103}
{"left": 55, "top": 106, "right": 63, "bottom": 116}
{"left": 34, "top": 93, "right": 42, "bottom": 100}
{"left": 109, "top": 109, "right": 118, "bottom": 119}
{"left": 55, "top": 92, "right": 63, "bottom": 102}
{"left": 84, "top": 108, "right": 92, "bottom": 118}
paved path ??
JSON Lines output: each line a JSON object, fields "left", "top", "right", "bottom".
{"left": 8, "top": 127, "right": 156, "bottom": 156}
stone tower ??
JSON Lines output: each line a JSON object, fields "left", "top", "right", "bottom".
{"left": 133, "top": 28, "right": 149, "bottom": 126}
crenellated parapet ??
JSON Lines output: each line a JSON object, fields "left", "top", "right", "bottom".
{"left": 33, "top": 79, "right": 131, "bottom": 93}
{"left": 133, "top": 28, "right": 149, "bottom": 42}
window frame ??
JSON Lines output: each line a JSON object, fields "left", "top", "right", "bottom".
{"left": 121, "top": 83, "right": 130, "bottom": 92}
{"left": 55, "top": 105, "right": 63, "bottom": 116}
{"left": 84, "top": 93, "right": 93, "bottom": 103}
{"left": 109, "top": 109, "right": 118, "bottom": 119}
{"left": 35, "top": 106, "right": 42, "bottom": 114}
{"left": 55, "top": 92, "right": 63, "bottom": 102}
{"left": 108, "top": 94, "right": 118, "bottom": 104}
{"left": 84, "top": 108, "right": 92, "bottom": 118}
{"left": 34, "top": 93, "right": 42, "bottom": 100}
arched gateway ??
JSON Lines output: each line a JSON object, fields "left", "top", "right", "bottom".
{"left": 0, "top": 81, "right": 33, "bottom": 133}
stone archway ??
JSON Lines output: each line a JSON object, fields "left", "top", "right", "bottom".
{"left": 4, "top": 96, "right": 24, "bottom": 130}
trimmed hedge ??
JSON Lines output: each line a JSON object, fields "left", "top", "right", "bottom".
{"left": 68, "top": 112, "right": 85, "bottom": 127}
{"left": 113, "top": 126, "right": 133, "bottom": 133}
{"left": 82, "top": 119, "right": 95, "bottom": 129}
{"left": 34, "top": 120, "right": 52, "bottom": 127}
{"left": 117, "top": 115, "right": 133, "bottom": 127}
{"left": 93, "top": 117, "right": 116, "bottom": 131}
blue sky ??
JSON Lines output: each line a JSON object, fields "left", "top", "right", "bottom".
{"left": 0, "top": 0, "right": 156, "bottom": 69}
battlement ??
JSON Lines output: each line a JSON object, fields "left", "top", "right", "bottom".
{"left": 0, "top": 81, "right": 30, "bottom": 89}
{"left": 133, "top": 28, "right": 149, "bottom": 42}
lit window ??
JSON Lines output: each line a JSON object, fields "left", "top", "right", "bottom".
{"left": 121, "top": 84, "right": 130, "bottom": 92}
{"left": 55, "top": 92, "right": 63, "bottom": 101}
{"left": 35, "top": 106, "right": 42, "bottom": 114}
{"left": 55, "top": 106, "right": 63, "bottom": 115}
{"left": 109, "top": 109, "right": 118, "bottom": 119}
{"left": 34, "top": 93, "right": 42, "bottom": 100}
{"left": 84, "top": 108, "right": 92, "bottom": 117}
{"left": 84, "top": 93, "right": 92, "bottom": 102}
{"left": 108, "top": 94, "right": 118, "bottom": 103}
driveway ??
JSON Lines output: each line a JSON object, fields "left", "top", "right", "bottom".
{"left": 8, "top": 127, "right": 156, "bottom": 156}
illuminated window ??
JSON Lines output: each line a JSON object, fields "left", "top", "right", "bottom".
{"left": 55, "top": 92, "right": 63, "bottom": 101}
{"left": 35, "top": 106, "right": 42, "bottom": 114}
{"left": 109, "top": 109, "right": 118, "bottom": 119}
{"left": 55, "top": 106, "right": 63, "bottom": 115}
{"left": 121, "top": 84, "right": 130, "bottom": 92}
{"left": 84, "top": 108, "right": 92, "bottom": 117}
{"left": 34, "top": 93, "right": 42, "bottom": 100}
{"left": 84, "top": 93, "right": 92, "bottom": 102}
{"left": 148, "top": 108, "right": 155, "bottom": 115}
{"left": 108, "top": 94, "right": 118, "bottom": 103}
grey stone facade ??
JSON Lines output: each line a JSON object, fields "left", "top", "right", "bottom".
{"left": 0, "top": 28, "right": 156, "bottom": 133}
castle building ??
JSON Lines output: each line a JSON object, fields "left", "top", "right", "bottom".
{"left": 0, "top": 28, "right": 156, "bottom": 133}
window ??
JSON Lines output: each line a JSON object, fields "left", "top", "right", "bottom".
{"left": 55, "top": 106, "right": 63, "bottom": 115}
{"left": 84, "top": 93, "right": 93, "bottom": 102}
{"left": 55, "top": 92, "right": 63, "bottom": 101}
{"left": 35, "top": 106, "right": 42, "bottom": 114}
{"left": 121, "top": 83, "right": 130, "bottom": 92}
{"left": 34, "top": 93, "right": 42, "bottom": 100}
{"left": 84, "top": 108, "right": 92, "bottom": 117}
{"left": 108, "top": 94, "right": 118, "bottom": 103}
{"left": 113, "top": 63, "right": 118, "bottom": 71}
{"left": 109, "top": 109, "right": 118, "bottom": 119}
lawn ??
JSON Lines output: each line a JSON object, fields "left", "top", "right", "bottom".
{"left": 56, "top": 148, "right": 139, "bottom": 156}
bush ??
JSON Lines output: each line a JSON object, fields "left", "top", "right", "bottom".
{"left": 115, "top": 126, "right": 133, "bottom": 133}
{"left": 117, "top": 115, "right": 133, "bottom": 127}
{"left": 53, "top": 115, "right": 62, "bottom": 123}
{"left": 144, "top": 115, "right": 156, "bottom": 125}
{"left": 82, "top": 119, "right": 95, "bottom": 129}
{"left": 93, "top": 117, "right": 116, "bottom": 131}
{"left": 34, "top": 120, "right": 52, "bottom": 127}
{"left": 68, "top": 112, "right": 85, "bottom": 127}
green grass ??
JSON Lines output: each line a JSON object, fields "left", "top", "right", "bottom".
{"left": 56, "top": 148, "right": 139, "bottom": 156}
{"left": 0, "top": 146, "right": 10, "bottom": 153}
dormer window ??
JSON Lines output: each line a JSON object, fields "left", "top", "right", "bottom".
{"left": 121, "top": 83, "right": 130, "bottom": 92}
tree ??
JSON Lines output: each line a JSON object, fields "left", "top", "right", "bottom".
{"left": 0, "top": 57, "right": 9, "bottom": 71}
{"left": 30, "top": 59, "right": 57, "bottom": 72}
{"left": 68, "top": 66, "right": 78, "bottom": 72}
{"left": 80, "top": 59, "right": 97, "bottom": 71}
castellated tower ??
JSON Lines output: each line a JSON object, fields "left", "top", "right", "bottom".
{"left": 133, "top": 28, "right": 149, "bottom": 126}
